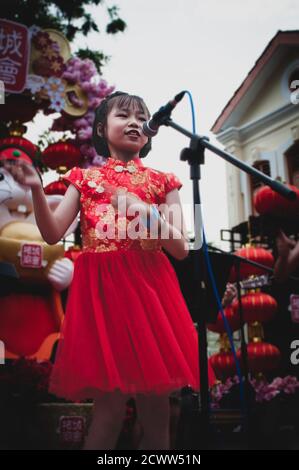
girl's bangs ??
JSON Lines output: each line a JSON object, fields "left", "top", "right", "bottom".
{"left": 109, "top": 94, "right": 150, "bottom": 117}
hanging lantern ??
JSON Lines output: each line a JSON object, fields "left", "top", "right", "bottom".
{"left": 237, "top": 342, "right": 281, "bottom": 374}
{"left": 209, "top": 333, "right": 237, "bottom": 380}
{"left": 229, "top": 246, "right": 274, "bottom": 281}
{"left": 210, "top": 351, "right": 236, "bottom": 380}
{"left": 254, "top": 184, "right": 299, "bottom": 217}
{"left": 207, "top": 307, "right": 240, "bottom": 334}
{"left": 0, "top": 94, "right": 39, "bottom": 123}
{"left": 42, "top": 141, "right": 82, "bottom": 170}
{"left": 44, "top": 179, "right": 67, "bottom": 195}
{"left": 231, "top": 292, "right": 277, "bottom": 324}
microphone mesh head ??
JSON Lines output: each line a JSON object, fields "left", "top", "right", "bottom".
{"left": 142, "top": 121, "right": 158, "bottom": 137}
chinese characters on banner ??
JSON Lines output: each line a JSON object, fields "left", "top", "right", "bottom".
{"left": 0, "top": 19, "right": 29, "bottom": 93}
{"left": 20, "top": 243, "right": 43, "bottom": 269}
{"left": 59, "top": 416, "right": 86, "bottom": 444}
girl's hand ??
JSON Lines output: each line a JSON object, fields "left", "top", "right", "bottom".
{"left": 276, "top": 229, "right": 296, "bottom": 258}
{"left": 104, "top": 183, "right": 148, "bottom": 216}
{"left": 3, "top": 160, "right": 42, "bottom": 189}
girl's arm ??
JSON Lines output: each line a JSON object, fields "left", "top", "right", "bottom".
{"left": 158, "top": 188, "right": 189, "bottom": 260}
{"left": 4, "top": 160, "right": 80, "bottom": 245}
{"left": 31, "top": 184, "right": 80, "bottom": 244}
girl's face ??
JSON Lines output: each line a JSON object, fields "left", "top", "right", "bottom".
{"left": 102, "top": 102, "right": 149, "bottom": 159}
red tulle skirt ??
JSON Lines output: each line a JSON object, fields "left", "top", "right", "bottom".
{"left": 49, "top": 250, "right": 215, "bottom": 401}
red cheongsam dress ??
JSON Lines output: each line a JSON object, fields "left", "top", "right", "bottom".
{"left": 49, "top": 156, "right": 215, "bottom": 400}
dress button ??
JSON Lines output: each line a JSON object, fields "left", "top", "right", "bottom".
{"left": 127, "top": 165, "right": 136, "bottom": 173}
{"left": 88, "top": 181, "right": 97, "bottom": 188}
{"left": 114, "top": 165, "right": 124, "bottom": 173}
{"left": 96, "top": 185, "right": 104, "bottom": 193}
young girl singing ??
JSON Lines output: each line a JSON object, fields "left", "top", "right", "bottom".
{"left": 5, "top": 91, "right": 215, "bottom": 450}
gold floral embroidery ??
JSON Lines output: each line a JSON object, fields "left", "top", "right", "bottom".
{"left": 130, "top": 173, "right": 146, "bottom": 185}
{"left": 66, "top": 162, "right": 178, "bottom": 254}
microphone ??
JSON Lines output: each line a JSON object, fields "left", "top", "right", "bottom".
{"left": 142, "top": 91, "right": 186, "bottom": 137}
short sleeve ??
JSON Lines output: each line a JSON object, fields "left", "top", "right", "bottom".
{"left": 62, "top": 167, "right": 84, "bottom": 193}
{"left": 164, "top": 172, "right": 182, "bottom": 195}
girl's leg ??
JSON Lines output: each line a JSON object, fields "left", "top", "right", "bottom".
{"left": 83, "top": 390, "right": 129, "bottom": 450}
{"left": 135, "top": 393, "right": 170, "bottom": 450}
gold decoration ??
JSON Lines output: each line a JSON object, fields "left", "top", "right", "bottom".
{"left": 248, "top": 321, "right": 264, "bottom": 343}
{"left": 0, "top": 221, "right": 64, "bottom": 283}
{"left": 44, "top": 29, "right": 71, "bottom": 63}
{"left": 8, "top": 121, "right": 27, "bottom": 137}
{"left": 63, "top": 83, "right": 89, "bottom": 117}
{"left": 219, "top": 333, "right": 231, "bottom": 352}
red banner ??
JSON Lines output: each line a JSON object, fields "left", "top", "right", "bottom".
{"left": 0, "top": 19, "right": 29, "bottom": 93}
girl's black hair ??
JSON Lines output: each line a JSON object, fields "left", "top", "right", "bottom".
{"left": 92, "top": 91, "right": 152, "bottom": 159}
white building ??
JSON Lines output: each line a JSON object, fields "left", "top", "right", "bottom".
{"left": 211, "top": 30, "right": 299, "bottom": 229}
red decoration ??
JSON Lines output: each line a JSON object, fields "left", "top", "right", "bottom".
{"left": 229, "top": 246, "right": 274, "bottom": 281}
{"left": 0, "top": 19, "right": 29, "bottom": 93}
{"left": 0, "top": 136, "right": 38, "bottom": 159}
{"left": 207, "top": 307, "right": 240, "bottom": 334}
{"left": 210, "top": 351, "right": 236, "bottom": 380}
{"left": 32, "top": 31, "right": 51, "bottom": 51}
{"left": 44, "top": 179, "right": 67, "bottom": 195}
{"left": 64, "top": 246, "right": 82, "bottom": 263}
{"left": 0, "top": 94, "right": 39, "bottom": 123}
{"left": 254, "top": 185, "right": 299, "bottom": 217}
{"left": 42, "top": 141, "right": 81, "bottom": 169}
{"left": 237, "top": 342, "right": 281, "bottom": 374}
{"left": 0, "top": 147, "right": 32, "bottom": 165}
{"left": 20, "top": 243, "right": 43, "bottom": 268}
{"left": 232, "top": 292, "right": 277, "bottom": 324}
{"left": 58, "top": 416, "right": 85, "bottom": 444}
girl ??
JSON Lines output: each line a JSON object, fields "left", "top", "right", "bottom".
{"left": 5, "top": 91, "right": 215, "bottom": 450}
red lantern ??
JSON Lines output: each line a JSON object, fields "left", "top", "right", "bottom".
{"left": 0, "top": 94, "right": 39, "bottom": 123}
{"left": 210, "top": 351, "right": 237, "bottom": 380}
{"left": 232, "top": 292, "right": 277, "bottom": 324}
{"left": 42, "top": 141, "right": 82, "bottom": 169}
{"left": 254, "top": 185, "right": 299, "bottom": 217}
{"left": 237, "top": 342, "right": 280, "bottom": 374}
{"left": 44, "top": 179, "right": 67, "bottom": 195}
{"left": 0, "top": 136, "right": 38, "bottom": 159}
{"left": 229, "top": 246, "right": 274, "bottom": 281}
{"left": 207, "top": 307, "right": 240, "bottom": 334}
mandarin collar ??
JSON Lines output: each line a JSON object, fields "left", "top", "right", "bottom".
{"left": 104, "top": 156, "right": 144, "bottom": 170}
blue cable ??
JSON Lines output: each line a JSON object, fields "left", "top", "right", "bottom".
{"left": 184, "top": 90, "right": 246, "bottom": 413}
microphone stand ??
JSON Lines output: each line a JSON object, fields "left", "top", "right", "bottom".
{"left": 159, "top": 113, "right": 295, "bottom": 449}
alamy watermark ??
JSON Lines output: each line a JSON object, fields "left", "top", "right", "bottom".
{"left": 0, "top": 340, "right": 5, "bottom": 365}
{"left": 290, "top": 80, "right": 299, "bottom": 105}
{"left": 290, "top": 340, "right": 299, "bottom": 365}
{"left": 94, "top": 198, "right": 203, "bottom": 250}
{"left": 0, "top": 81, "right": 4, "bottom": 104}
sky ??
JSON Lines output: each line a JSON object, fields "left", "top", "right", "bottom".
{"left": 26, "top": 0, "right": 299, "bottom": 247}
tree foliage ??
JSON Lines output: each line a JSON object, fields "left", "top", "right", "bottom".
{"left": 2, "top": 0, "right": 126, "bottom": 72}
